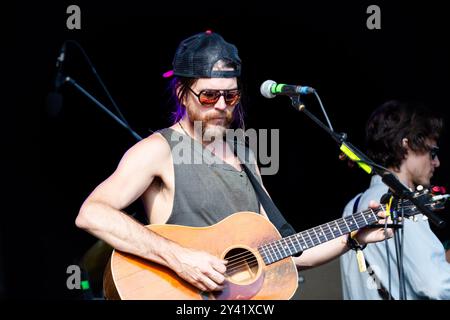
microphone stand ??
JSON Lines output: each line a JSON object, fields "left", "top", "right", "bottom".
{"left": 388, "top": 196, "right": 407, "bottom": 300}
{"left": 289, "top": 95, "right": 445, "bottom": 300}
{"left": 289, "top": 96, "right": 446, "bottom": 228}
{"left": 62, "top": 76, "right": 143, "bottom": 141}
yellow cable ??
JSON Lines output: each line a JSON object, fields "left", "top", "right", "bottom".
{"left": 385, "top": 196, "right": 393, "bottom": 217}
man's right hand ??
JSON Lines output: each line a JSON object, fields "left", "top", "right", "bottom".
{"left": 167, "top": 245, "right": 228, "bottom": 292}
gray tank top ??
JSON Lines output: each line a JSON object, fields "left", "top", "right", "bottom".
{"left": 159, "top": 128, "right": 260, "bottom": 227}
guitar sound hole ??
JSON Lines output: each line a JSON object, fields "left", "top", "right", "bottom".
{"left": 223, "top": 247, "right": 260, "bottom": 285}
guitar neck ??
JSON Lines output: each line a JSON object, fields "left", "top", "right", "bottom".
{"left": 258, "top": 206, "right": 380, "bottom": 265}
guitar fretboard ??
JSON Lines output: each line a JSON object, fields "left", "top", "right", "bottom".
{"left": 258, "top": 208, "right": 380, "bottom": 265}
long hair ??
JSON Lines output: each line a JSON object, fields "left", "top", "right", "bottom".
{"left": 366, "top": 100, "right": 443, "bottom": 169}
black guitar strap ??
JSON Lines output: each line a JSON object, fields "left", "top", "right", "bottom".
{"left": 241, "top": 163, "right": 296, "bottom": 238}
{"left": 231, "top": 137, "right": 296, "bottom": 238}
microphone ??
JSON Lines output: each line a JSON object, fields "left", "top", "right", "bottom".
{"left": 46, "top": 43, "right": 67, "bottom": 117}
{"left": 260, "top": 80, "right": 315, "bottom": 99}
{"left": 54, "top": 43, "right": 67, "bottom": 89}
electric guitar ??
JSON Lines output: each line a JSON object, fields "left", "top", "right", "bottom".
{"left": 103, "top": 189, "right": 447, "bottom": 300}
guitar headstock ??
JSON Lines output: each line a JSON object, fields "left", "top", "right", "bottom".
{"left": 388, "top": 185, "right": 449, "bottom": 219}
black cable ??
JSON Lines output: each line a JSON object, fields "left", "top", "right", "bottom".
{"left": 64, "top": 40, "right": 131, "bottom": 126}
{"left": 66, "top": 78, "right": 143, "bottom": 141}
{"left": 390, "top": 200, "right": 402, "bottom": 300}
{"left": 313, "top": 91, "right": 334, "bottom": 131}
{"left": 400, "top": 201, "right": 407, "bottom": 299}
{"left": 311, "top": 92, "right": 396, "bottom": 179}
{"left": 312, "top": 92, "right": 392, "bottom": 175}
{"left": 393, "top": 216, "right": 403, "bottom": 299}
{"left": 384, "top": 206, "right": 393, "bottom": 300}
{"left": 391, "top": 199, "right": 407, "bottom": 300}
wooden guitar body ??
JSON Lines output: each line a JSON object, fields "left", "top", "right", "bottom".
{"left": 103, "top": 212, "right": 298, "bottom": 300}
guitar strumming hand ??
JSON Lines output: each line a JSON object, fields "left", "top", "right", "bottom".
{"left": 163, "top": 243, "right": 229, "bottom": 292}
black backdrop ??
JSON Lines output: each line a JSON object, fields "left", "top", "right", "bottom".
{"left": 7, "top": 0, "right": 450, "bottom": 299}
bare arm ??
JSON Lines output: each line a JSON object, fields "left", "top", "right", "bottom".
{"left": 294, "top": 201, "right": 393, "bottom": 269}
{"left": 251, "top": 163, "right": 393, "bottom": 269}
{"left": 76, "top": 134, "right": 227, "bottom": 292}
{"left": 294, "top": 235, "right": 349, "bottom": 269}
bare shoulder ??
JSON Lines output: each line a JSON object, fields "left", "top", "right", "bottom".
{"left": 118, "top": 132, "right": 171, "bottom": 172}
{"left": 83, "top": 132, "right": 172, "bottom": 209}
{"left": 106, "top": 131, "right": 172, "bottom": 189}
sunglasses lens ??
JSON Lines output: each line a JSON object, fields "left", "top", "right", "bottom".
{"left": 198, "top": 90, "right": 241, "bottom": 106}
{"left": 224, "top": 91, "right": 241, "bottom": 106}
{"left": 431, "top": 148, "right": 439, "bottom": 160}
{"left": 427, "top": 146, "right": 439, "bottom": 160}
{"left": 199, "top": 91, "right": 220, "bottom": 105}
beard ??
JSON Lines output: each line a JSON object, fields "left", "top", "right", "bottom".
{"left": 186, "top": 106, "right": 234, "bottom": 142}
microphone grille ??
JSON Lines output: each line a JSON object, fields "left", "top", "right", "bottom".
{"left": 260, "top": 80, "right": 277, "bottom": 99}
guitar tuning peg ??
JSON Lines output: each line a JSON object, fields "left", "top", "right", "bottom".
{"left": 416, "top": 185, "right": 424, "bottom": 192}
{"left": 432, "top": 185, "right": 447, "bottom": 194}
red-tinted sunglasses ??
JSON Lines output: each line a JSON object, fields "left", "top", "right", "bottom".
{"left": 188, "top": 87, "right": 241, "bottom": 107}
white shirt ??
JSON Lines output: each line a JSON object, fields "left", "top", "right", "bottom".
{"left": 340, "top": 175, "right": 450, "bottom": 299}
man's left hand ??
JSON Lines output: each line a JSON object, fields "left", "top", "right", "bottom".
{"left": 354, "top": 200, "right": 394, "bottom": 245}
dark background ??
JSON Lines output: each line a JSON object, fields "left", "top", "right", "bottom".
{"left": 7, "top": 0, "right": 450, "bottom": 299}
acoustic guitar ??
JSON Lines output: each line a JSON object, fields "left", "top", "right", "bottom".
{"left": 103, "top": 189, "right": 446, "bottom": 300}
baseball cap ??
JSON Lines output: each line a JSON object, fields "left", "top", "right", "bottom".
{"left": 163, "top": 30, "right": 241, "bottom": 78}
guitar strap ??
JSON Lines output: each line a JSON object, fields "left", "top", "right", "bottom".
{"left": 241, "top": 163, "right": 297, "bottom": 237}
{"left": 352, "top": 194, "right": 393, "bottom": 300}
{"left": 232, "top": 140, "right": 296, "bottom": 238}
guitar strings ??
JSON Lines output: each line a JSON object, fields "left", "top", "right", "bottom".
{"left": 225, "top": 216, "right": 371, "bottom": 267}
{"left": 225, "top": 260, "right": 261, "bottom": 276}
{"left": 224, "top": 252, "right": 259, "bottom": 268}
{"left": 225, "top": 259, "right": 258, "bottom": 275}
{"left": 222, "top": 202, "right": 435, "bottom": 272}
{"left": 224, "top": 209, "right": 377, "bottom": 268}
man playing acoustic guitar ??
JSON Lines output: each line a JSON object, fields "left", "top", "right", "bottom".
{"left": 75, "top": 31, "right": 393, "bottom": 298}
